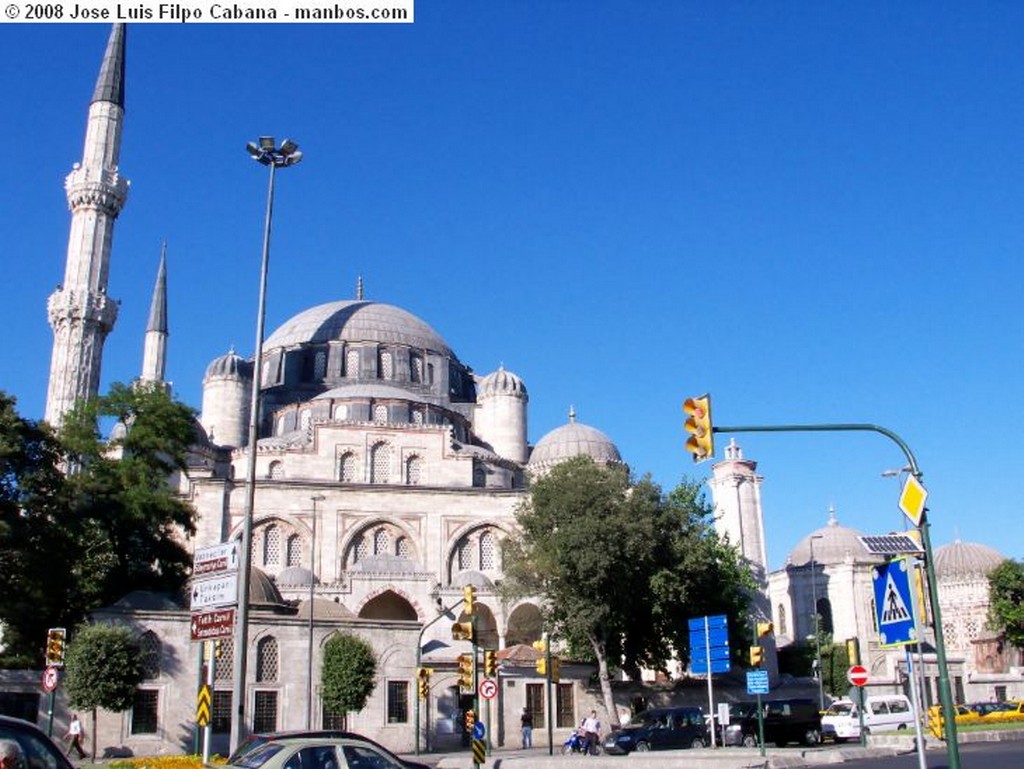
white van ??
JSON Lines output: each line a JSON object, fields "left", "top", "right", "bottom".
{"left": 821, "top": 694, "right": 916, "bottom": 741}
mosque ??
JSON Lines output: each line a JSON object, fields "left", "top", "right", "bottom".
{"left": 26, "top": 23, "right": 1022, "bottom": 759}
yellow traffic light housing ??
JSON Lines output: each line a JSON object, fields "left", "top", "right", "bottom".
{"left": 683, "top": 395, "right": 714, "bottom": 462}
{"left": 457, "top": 653, "right": 474, "bottom": 690}
{"left": 846, "top": 637, "right": 861, "bottom": 666}
{"left": 756, "top": 622, "right": 774, "bottom": 637}
{"left": 451, "top": 621, "right": 474, "bottom": 642}
{"left": 531, "top": 639, "right": 547, "bottom": 654}
{"left": 417, "top": 667, "right": 432, "bottom": 700}
{"left": 551, "top": 656, "right": 561, "bottom": 683}
{"left": 464, "top": 709, "right": 475, "bottom": 732}
{"left": 483, "top": 650, "right": 497, "bottom": 677}
{"left": 45, "top": 628, "right": 67, "bottom": 667}
{"left": 463, "top": 585, "right": 476, "bottom": 616}
{"left": 536, "top": 657, "right": 546, "bottom": 676}
{"left": 749, "top": 645, "right": 764, "bottom": 667}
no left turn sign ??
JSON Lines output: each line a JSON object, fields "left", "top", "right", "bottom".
{"left": 42, "top": 666, "right": 59, "bottom": 692}
{"left": 478, "top": 678, "right": 498, "bottom": 700}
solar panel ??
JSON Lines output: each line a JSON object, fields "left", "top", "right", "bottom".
{"left": 858, "top": 534, "right": 924, "bottom": 555}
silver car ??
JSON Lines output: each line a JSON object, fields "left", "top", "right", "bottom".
{"left": 227, "top": 735, "right": 429, "bottom": 769}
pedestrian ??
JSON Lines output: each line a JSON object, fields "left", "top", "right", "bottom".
{"left": 520, "top": 707, "right": 533, "bottom": 748}
{"left": 65, "top": 714, "right": 86, "bottom": 759}
{"left": 0, "top": 739, "right": 25, "bottom": 769}
{"left": 582, "top": 710, "right": 601, "bottom": 755}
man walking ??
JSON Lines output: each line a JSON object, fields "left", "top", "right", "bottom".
{"left": 520, "top": 707, "right": 533, "bottom": 749}
{"left": 65, "top": 714, "right": 86, "bottom": 760}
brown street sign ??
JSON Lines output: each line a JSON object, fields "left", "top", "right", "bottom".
{"left": 190, "top": 608, "right": 236, "bottom": 641}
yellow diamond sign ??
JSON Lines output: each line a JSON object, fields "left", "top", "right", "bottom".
{"left": 898, "top": 475, "right": 928, "bottom": 527}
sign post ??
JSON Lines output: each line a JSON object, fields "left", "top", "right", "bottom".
{"left": 847, "top": 665, "right": 868, "bottom": 746}
{"left": 689, "top": 615, "right": 729, "bottom": 748}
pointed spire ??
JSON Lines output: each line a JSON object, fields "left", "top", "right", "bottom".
{"left": 92, "top": 24, "right": 126, "bottom": 108}
{"left": 147, "top": 242, "right": 168, "bottom": 333}
{"left": 568, "top": 405, "right": 576, "bottom": 423}
{"left": 356, "top": 275, "right": 364, "bottom": 301}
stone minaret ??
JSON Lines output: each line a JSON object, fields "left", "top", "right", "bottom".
{"left": 45, "top": 24, "right": 129, "bottom": 426}
{"left": 709, "top": 439, "right": 768, "bottom": 583}
{"left": 140, "top": 244, "right": 168, "bottom": 386}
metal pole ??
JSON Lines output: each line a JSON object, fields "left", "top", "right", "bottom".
{"left": 544, "top": 634, "right": 553, "bottom": 756}
{"left": 307, "top": 494, "right": 324, "bottom": 729}
{"left": 704, "top": 617, "right": 715, "bottom": 748}
{"left": 810, "top": 534, "right": 824, "bottom": 710}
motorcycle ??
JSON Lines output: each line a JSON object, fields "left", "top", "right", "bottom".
{"left": 562, "top": 729, "right": 602, "bottom": 755}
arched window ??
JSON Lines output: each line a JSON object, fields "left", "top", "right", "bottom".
{"left": 777, "top": 604, "right": 788, "bottom": 637}
{"left": 411, "top": 408, "right": 424, "bottom": 426}
{"left": 263, "top": 525, "right": 280, "bottom": 566}
{"left": 140, "top": 631, "right": 161, "bottom": 680}
{"left": 479, "top": 531, "right": 496, "bottom": 571}
{"left": 817, "top": 597, "right": 834, "bottom": 635}
{"left": 256, "top": 636, "right": 278, "bottom": 682}
{"left": 286, "top": 535, "right": 301, "bottom": 567}
{"left": 373, "top": 528, "right": 390, "bottom": 556}
{"left": 346, "top": 349, "right": 360, "bottom": 378}
{"left": 458, "top": 538, "right": 473, "bottom": 571}
{"left": 370, "top": 442, "right": 391, "bottom": 484}
{"left": 373, "top": 404, "right": 388, "bottom": 424}
{"left": 334, "top": 403, "right": 348, "bottom": 421}
{"left": 379, "top": 350, "right": 394, "bottom": 380}
{"left": 299, "top": 409, "right": 312, "bottom": 431}
{"left": 472, "top": 462, "right": 486, "bottom": 488}
{"left": 396, "top": 536, "right": 410, "bottom": 559}
{"left": 338, "top": 452, "right": 357, "bottom": 483}
{"left": 406, "top": 455, "right": 422, "bottom": 485}
{"left": 269, "top": 461, "right": 284, "bottom": 480}
{"left": 354, "top": 534, "right": 369, "bottom": 563}
{"left": 314, "top": 351, "right": 327, "bottom": 380}
{"left": 214, "top": 640, "right": 234, "bottom": 681}
{"left": 410, "top": 354, "right": 423, "bottom": 383}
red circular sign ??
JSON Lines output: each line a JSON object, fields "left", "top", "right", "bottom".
{"left": 42, "top": 666, "right": 59, "bottom": 692}
{"left": 847, "top": 665, "right": 869, "bottom": 687}
{"left": 478, "top": 678, "right": 498, "bottom": 700}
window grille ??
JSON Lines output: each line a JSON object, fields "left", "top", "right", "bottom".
{"left": 253, "top": 690, "right": 278, "bottom": 733}
{"left": 322, "top": 705, "right": 347, "bottom": 730}
{"left": 339, "top": 452, "right": 356, "bottom": 483}
{"left": 215, "top": 641, "right": 233, "bottom": 681}
{"left": 373, "top": 404, "right": 388, "bottom": 424}
{"left": 370, "top": 443, "right": 391, "bottom": 484}
{"left": 480, "top": 531, "right": 496, "bottom": 571}
{"left": 286, "top": 534, "right": 301, "bottom": 568}
{"left": 256, "top": 636, "right": 278, "bottom": 682}
{"left": 458, "top": 538, "right": 473, "bottom": 571}
{"left": 379, "top": 351, "right": 394, "bottom": 380}
{"left": 386, "top": 681, "right": 409, "bottom": 723}
{"left": 374, "top": 528, "right": 390, "bottom": 556}
{"left": 212, "top": 690, "right": 232, "bottom": 734}
{"left": 355, "top": 535, "right": 369, "bottom": 562}
{"left": 396, "top": 536, "right": 410, "bottom": 559}
{"left": 411, "top": 408, "right": 424, "bottom": 425}
{"left": 778, "top": 604, "right": 788, "bottom": 636}
{"left": 300, "top": 409, "right": 312, "bottom": 431}
{"left": 263, "top": 525, "right": 281, "bottom": 566}
{"left": 406, "top": 455, "right": 422, "bottom": 485}
{"left": 410, "top": 355, "right": 423, "bottom": 383}
{"left": 140, "top": 631, "right": 161, "bottom": 680}
{"left": 314, "top": 351, "right": 327, "bottom": 380}
{"left": 346, "top": 349, "right": 360, "bottom": 378}
{"left": 556, "top": 684, "right": 575, "bottom": 728}
{"left": 526, "top": 684, "right": 544, "bottom": 724}
{"left": 269, "top": 461, "right": 284, "bottom": 480}
{"left": 130, "top": 690, "right": 159, "bottom": 735}
{"left": 472, "top": 462, "right": 485, "bottom": 487}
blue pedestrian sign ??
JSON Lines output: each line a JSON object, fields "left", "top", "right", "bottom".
{"left": 746, "top": 670, "right": 770, "bottom": 695}
{"left": 689, "top": 615, "right": 730, "bottom": 674}
{"left": 872, "top": 556, "right": 918, "bottom": 647}
{"left": 472, "top": 720, "right": 486, "bottom": 740}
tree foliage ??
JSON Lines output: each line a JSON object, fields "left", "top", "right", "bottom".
{"left": 320, "top": 633, "right": 378, "bottom": 716}
{"left": 988, "top": 558, "right": 1024, "bottom": 648}
{"left": 501, "top": 456, "right": 752, "bottom": 725}
{"left": 0, "top": 385, "right": 198, "bottom": 665}
{"left": 63, "top": 623, "right": 145, "bottom": 712}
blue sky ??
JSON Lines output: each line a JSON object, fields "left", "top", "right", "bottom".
{"left": 3, "top": 4, "right": 1022, "bottom": 570}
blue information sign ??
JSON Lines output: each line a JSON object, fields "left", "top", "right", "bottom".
{"left": 872, "top": 557, "right": 918, "bottom": 647}
{"left": 472, "top": 720, "right": 485, "bottom": 740}
{"left": 746, "top": 670, "right": 770, "bottom": 695}
{"left": 689, "top": 614, "right": 730, "bottom": 674}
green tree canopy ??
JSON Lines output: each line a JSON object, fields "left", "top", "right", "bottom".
{"left": 501, "top": 455, "right": 752, "bottom": 725}
{"left": 321, "top": 632, "right": 378, "bottom": 717}
{"left": 64, "top": 623, "right": 145, "bottom": 713}
{"left": 988, "top": 558, "right": 1024, "bottom": 648}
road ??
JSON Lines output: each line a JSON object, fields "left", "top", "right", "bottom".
{"left": 821, "top": 742, "right": 1024, "bottom": 769}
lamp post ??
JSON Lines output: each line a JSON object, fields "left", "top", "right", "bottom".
{"left": 809, "top": 533, "right": 825, "bottom": 710}
{"left": 307, "top": 494, "right": 325, "bottom": 729}
{"left": 230, "top": 136, "right": 302, "bottom": 754}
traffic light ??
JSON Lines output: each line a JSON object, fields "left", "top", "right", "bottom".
{"left": 532, "top": 639, "right": 548, "bottom": 677}
{"left": 214, "top": 639, "right": 224, "bottom": 658}
{"left": 550, "top": 656, "right": 560, "bottom": 683}
{"left": 416, "top": 667, "right": 432, "bottom": 700}
{"left": 464, "top": 709, "right": 475, "bottom": 733}
{"left": 749, "top": 645, "right": 764, "bottom": 667}
{"left": 756, "top": 622, "right": 774, "bottom": 637}
{"left": 451, "top": 621, "right": 474, "bottom": 641}
{"left": 536, "top": 657, "right": 547, "bottom": 676}
{"left": 683, "top": 395, "right": 714, "bottom": 462}
{"left": 846, "top": 637, "right": 861, "bottom": 666}
{"left": 483, "top": 649, "right": 497, "bottom": 677}
{"left": 45, "top": 628, "right": 67, "bottom": 667}
{"left": 463, "top": 585, "right": 476, "bottom": 616}
{"left": 457, "top": 653, "right": 473, "bottom": 690}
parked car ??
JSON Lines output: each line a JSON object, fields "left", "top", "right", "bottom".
{"left": 0, "top": 714, "right": 76, "bottom": 769}
{"left": 820, "top": 694, "right": 916, "bottom": 741}
{"left": 603, "top": 706, "right": 708, "bottom": 754}
{"left": 225, "top": 732, "right": 430, "bottom": 769}
{"left": 722, "top": 698, "right": 822, "bottom": 747}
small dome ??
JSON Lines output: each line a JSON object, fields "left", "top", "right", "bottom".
{"left": 249, "top": 567, "right": 286, "bottom": 607}
{"left": 204, "top": 349, "right": 252, "bottom": 380}
{"left": 296, "top": 597, "right": 356, "bottom": 620}
{"left": 788, "top": 510, "right": 885, "bottom": 567}
{"left": 934, "top": 540, "right": 1004, "bottom": 579}
{"left": 276, "top": 566, "right": 317, "bottom": 586}
{"left": 478, "top": 366, "right": 528, "bottom": 398}
{"left": 529, "top": 412, "right": 622, "bottom": 468}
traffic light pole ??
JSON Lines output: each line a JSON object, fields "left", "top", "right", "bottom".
{"left": 545, "top": 637, "right": 553, "bottom": 756}
{"left": 414, "top": 598, "right": 463, "bottom": 755}
{"left": 713, "top": 422, "right": 960, "bottom": 769}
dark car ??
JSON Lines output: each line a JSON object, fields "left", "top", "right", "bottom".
{"left": 0, "top": 714, "right": 76, "bottom": 769}
{"left": 227, "top": 731, "right": 430, "bottom": 769}
{"left": 603, "top": 706, "right": 708, "bottom": 754}
{"left": 723, "top": 698, "right": 822, "bottom": 748}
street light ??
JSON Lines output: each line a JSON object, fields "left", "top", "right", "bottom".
{"left": 231, "top": 136, "right": 302, "bottom": 754}
{"left": 809, "top": 533, "right": 825, "bottom": 710}
{"left": 307, "top": 494, "right": 325, "bottom": 729}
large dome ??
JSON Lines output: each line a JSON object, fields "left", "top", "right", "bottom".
{"left": 529, "top": 415, "right": 622, "bottom": 468}
{"left": 788, "top": 511, "right": 885, "bottom": 567}
{"left": 264, "top": 300, "right": 452, "bottom": 356}
{"left": 934, "top": 540, "right": 1005, "bottom": 579}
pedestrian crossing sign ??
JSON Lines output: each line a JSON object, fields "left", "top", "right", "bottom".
{"left": 872, "top": 556, "right": 918, "bottom": 648}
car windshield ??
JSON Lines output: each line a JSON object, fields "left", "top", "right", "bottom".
{"left": 228, "top": 736, "right": 269, "bottom": 765}
{"left": 634, "top": 711, "right": 667, "bottom": 727}
{"left": 730, "top": 703, "right": 757, "bottom": 718}
{"left": 234, "top": 742, "right": 285, "bottom": 769}
{"left": 825, "top": 702, "right": 855, "bottom": 716}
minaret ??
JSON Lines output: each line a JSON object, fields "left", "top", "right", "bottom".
{"left": 45, "top": 24, "right": 129, "bottom": 426}
{"left": 709, "top": 439, "right": 768, "bottom": 582}
{"left": 140, "top": 244, "right": 168, "bottom": 386}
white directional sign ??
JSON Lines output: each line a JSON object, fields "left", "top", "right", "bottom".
{"left": 193, "top": 542, "right": 240, "bottom": 578}
{"left": 190, "top": 574, "right": 239, "bottom": 610}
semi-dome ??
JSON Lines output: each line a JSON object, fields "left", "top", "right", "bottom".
{"left": 788, "top": 510, "right": 885, "bottom": 567}
{"left": 264, "top": 300, "right": 452, "bottom": 356}
{"left": 529, "top": 411, "right": 622, "bottom": 468}
{"left": 934, "top": 540, "right": 1005, "bottom": 579}
{"left": 478, "top": 365, "right": 528, "bottom": 398}
{"left": 276, "top": 566, "right": 317, "bottom": 586}
{"left": 204, "top": 349, "right": 251, "bottom": 380}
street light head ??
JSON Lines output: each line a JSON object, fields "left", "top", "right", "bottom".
{"left": 282, "top": 149, "right": 303, "bottom": 167}
{"left": 258, "top": 136, "right": 276, "bottom": 150}
{"left": 246, "top": 141, "right": 260, "bottom": 158}
{"left": 279, "top": 138, "right": 299, "bottom": 155}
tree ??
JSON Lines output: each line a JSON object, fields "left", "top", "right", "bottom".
{"left": 988, "top": 558, "right": 1024, "bottom": 648}
{"left": 64, "top": 623, "right": 145, "bottom": 761}
{"left": 0, "top": 384, "right": 198, "bottom": 665}
{"left": 501, "top": 456, "right": 752, "bottom": 727}
{"left": 321, "top": 633, "right": 377, "bottom": 722}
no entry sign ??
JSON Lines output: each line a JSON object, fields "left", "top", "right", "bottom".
{"left": 847, "top": 664, "right": 869, "bottom": 687}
